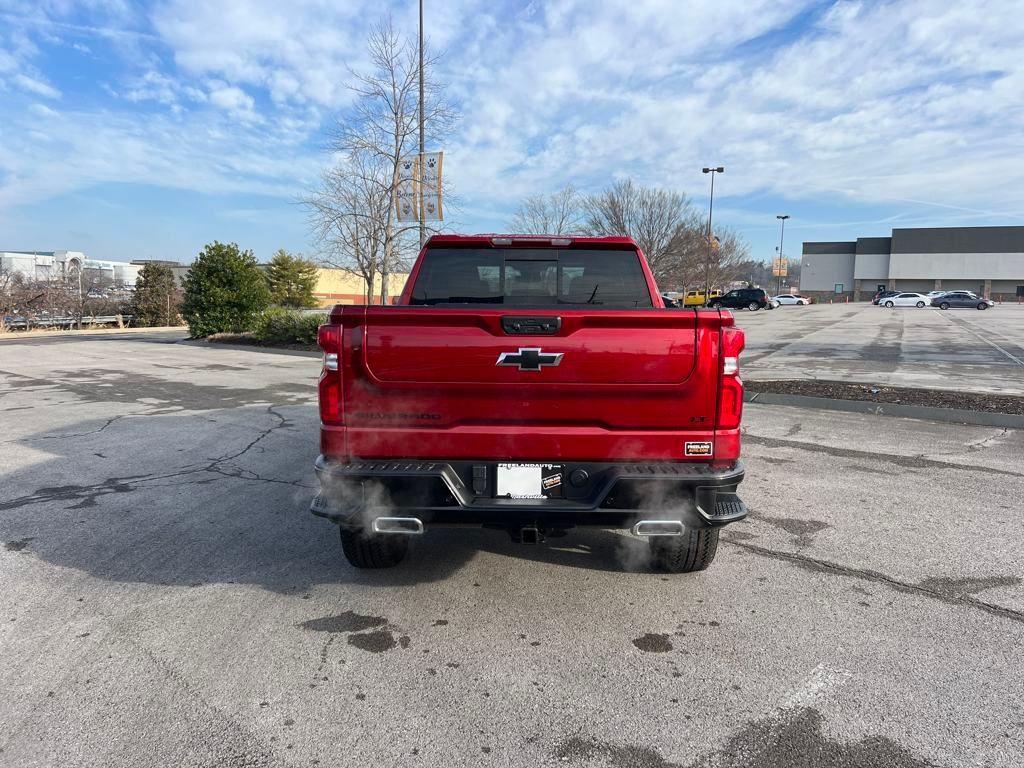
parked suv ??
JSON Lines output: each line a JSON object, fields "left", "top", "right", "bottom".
{"left": 708, "top": 288, "right": 771, "bottom": 311}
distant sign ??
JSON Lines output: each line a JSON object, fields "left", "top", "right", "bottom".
{"left": 396, "top": 156, "right": 418, "bottom": 222}
{"left": 395, "top": 152, "right": 443, "bottom": 222}
{"left": 419, "top": 151, "right": 444, "bottom": 221}
{"left": 772, "top": 257, "right": 788, "bottom": 277}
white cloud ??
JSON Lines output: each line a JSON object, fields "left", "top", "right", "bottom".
{"left": 437, "top": 0, "right": 1024, "bottom": 220}
{"left": 207, "top": 82, "right": 255, "bottom": 116}
{"left": 2, "top": 0, "right": 1023, "bottom": 241}
{"left": 13, "top": 72, "right": 61, "bottom": 98}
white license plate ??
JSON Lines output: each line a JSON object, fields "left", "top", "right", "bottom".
{"left": 496, "top": 464, "right": 544, "bottom": 499}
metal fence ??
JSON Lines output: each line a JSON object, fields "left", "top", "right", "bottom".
{"left": 1, "top": 315, "right": 134, "bottom": 330}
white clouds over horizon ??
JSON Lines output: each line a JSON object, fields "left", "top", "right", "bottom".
{"left": 0, "top": 0, "right": 1023, "bottom": 258}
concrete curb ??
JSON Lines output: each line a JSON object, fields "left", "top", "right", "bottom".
{"left": 0, "top": 326, "right": 185, "bottom": 341}
{"left": 744, "top": 391, "right": 1024, "bottom": 429}
{"left": 177, "top": 339, "right": 321, "bottom": 359}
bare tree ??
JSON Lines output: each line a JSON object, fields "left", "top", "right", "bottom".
{"left": 583, "top": 179, "right": 703, "bottom": 286}
{"left": 306, "top": 18, "right": 455, "bottom": 305}
{"left": 307, "top": 150, "right": 389, "bottom": 303}
{"left": 0, "top": 261, "right": 14, "bottom": 328}
{"left": 508, "top": 185, "right": 585, "bottom": 235}
{"left": 703, "top": 228, "right": 750, "bottom": 290}
{"left": 581, "top": 179, "right": 749, "bottom": 292}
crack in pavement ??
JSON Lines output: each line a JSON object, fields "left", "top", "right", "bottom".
{"left": 965, "top": 427, "right": 1010, "bottom": 452}
{"left": 722, "top": 536, "right": 1024, "bottom": 625}
{"left": 2, "top": 414, "right": 128, "bottom": 445}
{"left": 743, "top": 434, "right": 1024, "bottom": 479}
{"left": 0, "top": 406, "right": 313, "bottom": 511}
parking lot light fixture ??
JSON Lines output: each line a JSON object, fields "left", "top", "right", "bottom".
{"left": 776, "top": 214, "right": 790, "bottom": 297}
{"left": 702, "top": 167, "right": 725, "bottom": 303}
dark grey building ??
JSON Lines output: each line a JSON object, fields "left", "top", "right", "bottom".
{"left": 801, "top": 226, "right": 1024, "bottom": 301}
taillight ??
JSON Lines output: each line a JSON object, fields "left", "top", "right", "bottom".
{"left": 721, "top": 326, "right": 744, "bottom": 376}
{"left": 317, "top": 323, "right": 343, "bottom": 425}
{"left": 717, "top": 326, "right": 745, "bottom": 431}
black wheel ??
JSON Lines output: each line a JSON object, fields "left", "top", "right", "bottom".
{"left": 939, "top": 302, "right": 950, "bottom": 310}
{"left": 649, "top": 528, "right": 719, "bottom": 573}
{"left": 708, "top": 302, "right": 721, "bottom": 309}
{"left": 747, "top": 301, "right": 760, "bottom": 311}
{"left": 916, "top": 301, "right": 925, "bottom": 308}
{"left": 339, "top": 527, "right": 409, "bottom": 568}
{"left": 977, "top": 303, "right": 988, "bottom": 310}
{"left": 884, "top": 300, "right": 894, "bottom": 307}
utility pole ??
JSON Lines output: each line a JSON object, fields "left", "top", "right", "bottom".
{"left": 418, "top": 0, "right": 426, "bottom": 249}
{"left": 776, "top": 214, "right": 790, "bottom": 297}
{"left": 701, "top": 167, "right": 724, "bottom": 305}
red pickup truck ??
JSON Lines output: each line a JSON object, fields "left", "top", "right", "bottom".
{"left": 312, "top": 234, "right": 747, "bottom": 572}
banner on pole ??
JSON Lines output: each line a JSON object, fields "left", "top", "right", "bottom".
{"left": 419, "top": 151, "right": 444, "bottom": 221}
{"left": 395, "top": 156, "right": 418, "bottom": 222}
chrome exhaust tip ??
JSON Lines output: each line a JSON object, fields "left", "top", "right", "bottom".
{"left": 371, "top": 517, "right": 424, "bottom": 535}
{"left": 632, "top": 520, "right": 685, "bottom": 537}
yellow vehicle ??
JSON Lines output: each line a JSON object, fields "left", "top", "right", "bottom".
{"left": 683, "top": 289, "right": 722, "bottom": 306}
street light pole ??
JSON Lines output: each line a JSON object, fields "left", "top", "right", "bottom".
{"left": 776, "top": 214, "right": 790, "bottom": 297}
{"left": 701, "top": 166, "right": 724, "bottom": 305}
{"left": 418, "top": 0, "right": 426, "bottom": 249}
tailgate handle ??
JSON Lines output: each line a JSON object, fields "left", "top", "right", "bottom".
{"left": 501, "top": 316, "right": 561, "bottom": 335}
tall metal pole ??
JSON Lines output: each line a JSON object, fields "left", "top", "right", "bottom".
{"left": 702, "top": 166, "right": 723, "bottom": 305}
{"left": 418, "top": 0, "right": 426, "bottom": 249}
{"left": 776, "top": 214, "right": 790, "bottom": 296}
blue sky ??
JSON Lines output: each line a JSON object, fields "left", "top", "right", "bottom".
{"left": 1, "top": 0, "right": 1023, "bottom": 265}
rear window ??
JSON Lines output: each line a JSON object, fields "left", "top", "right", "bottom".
{"left": 409, "top": 248, "right": 653, "bottom": 308}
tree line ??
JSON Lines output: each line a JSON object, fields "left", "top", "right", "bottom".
{"left": 0, "top": 246, "right": 320, "bottom": 336}
{"left": 508, "top": 180, "right": 750, "bottom": 291}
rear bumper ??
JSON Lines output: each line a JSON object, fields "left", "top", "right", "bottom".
{"left": 311, "top": 456, "right": 746, "bottom": 530}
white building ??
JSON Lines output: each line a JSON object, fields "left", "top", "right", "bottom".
{"left": 0, "top": 251, "right": 142, "bottom": 288}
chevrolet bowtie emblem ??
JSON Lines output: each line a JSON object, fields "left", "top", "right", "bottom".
{"left": 496, "top": 347, "right": 564, "bottom": 372}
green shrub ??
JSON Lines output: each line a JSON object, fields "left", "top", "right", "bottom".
{"left": 253, "top": 307, "right": 326, "bottom": 345}
{"left": 181, "top": 241, "right": 270, "bottom": 338}
{"left": 266, "top": 249, "right": 319, "bottom": 308}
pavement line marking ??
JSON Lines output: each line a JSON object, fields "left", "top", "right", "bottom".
{"left": 782, "top": 664, "right": 853, "bottom": 710}
{"left": 939, "top": 313, "right": 1024, "bottom": 368}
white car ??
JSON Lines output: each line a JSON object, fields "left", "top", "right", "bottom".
{"left": 773, "top": 294, "right": 810, "bottom": 305}
{"left": 926, "top": 290, "right": 946, "bottom": 298}
{"left": 880, "top": 292, "right": 931, "bottom": 308}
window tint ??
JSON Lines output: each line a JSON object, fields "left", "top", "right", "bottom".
{"left": 409, "top": 248, "right": 653, "bottom": 308}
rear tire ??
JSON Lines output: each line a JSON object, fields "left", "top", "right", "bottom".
{"left": 339, "top": 527, "right": 409, "bottom": 568}
{"left": 884, "top": 300, "right": 894, "bottom": 307}
{"left": 708, "top": 302, "right": 721, "bottom": 309}
{"left": 649, "top": 528, "right": 719, "bottom": 573}
{"left": 940, "top": 302, "right": 950, "bottom": 310}
{"left": 747, "top": 301, "right": 760, "bottom": 311}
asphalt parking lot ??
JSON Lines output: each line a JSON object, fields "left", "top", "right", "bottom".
{"left": 737, "top": 302, "right": 1024, "bottom": 395}
{"left": 2, "top": 324, "right": 1023, "bottom": 767}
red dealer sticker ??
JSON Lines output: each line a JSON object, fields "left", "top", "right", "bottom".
{"left": 684, "top": 441, "right": 713, "bottom": 457}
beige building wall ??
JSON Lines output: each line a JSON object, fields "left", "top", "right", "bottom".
{"left": 313, "top": 269, "right": 410, "bottom": 307}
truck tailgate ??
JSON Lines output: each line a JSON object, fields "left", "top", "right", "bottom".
{"left": 327, "top": 307, "right": 725, "bottom": 462}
